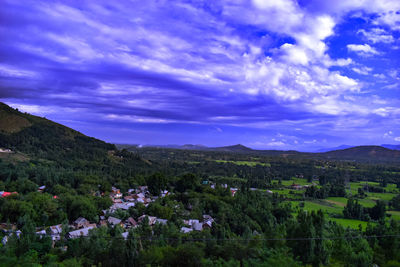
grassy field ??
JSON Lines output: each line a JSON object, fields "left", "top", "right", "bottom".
{"left": 275, "top": 179, "right": 400, "bottom": 229}
{"left": 273, "top": 177, "right": 313, "bottom": 186}
{"left": 214, "top": 160, "right": 270, "bottom": 167}
{"left": 329, "top": 218, "right": 370, "bottom": 230}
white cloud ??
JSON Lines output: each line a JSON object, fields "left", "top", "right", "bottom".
{"left": 352, "top": 66, "right": 373, "bottom": 75}
{"left": 329, "top": 58, "right": 353, "bottom": 67}
{"left": 358, "top": 28, "right": 394, "bottom": 43}
{"left": 383, "top": 131, "right": 393, "bottom": 138}
{"left": 347, "top": 44, "right": 379, "bottom": 55}
{"left": 0, "top": 64, "right": 38, "bottom": 78}
{"left": 267, "top": 141, "right": 286, "bottom": 146}
{"left": 395, "top": 137, "right": 400, "bottom": 142}
{"left": 373, "top": 73, "right": 386, "bottom": 79}
{"left": 6, "top": 103, "right": 55, "bottom": 116}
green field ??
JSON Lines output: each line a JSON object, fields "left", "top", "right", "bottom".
{"left": 273, "top": 179, "right": 400, "bottom": 229}
{"left": 214, "top": 160, "right": 270, "bottom": 167}
{"left": 329, "top": 218, "right": 370, "bottom": 230}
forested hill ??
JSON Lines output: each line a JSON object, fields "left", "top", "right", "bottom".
{"left": 322, "top": 145, "right": 400, "bottom": 163}
{"left": 0, "top": 102, "right": 116, "bottom": 164}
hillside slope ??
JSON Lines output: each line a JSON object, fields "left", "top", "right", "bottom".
{"left": 321, "top": 146, "right": 400, "bottom": 163}
{"left": 0, "top": 102, "right": 115, "bottom": 163}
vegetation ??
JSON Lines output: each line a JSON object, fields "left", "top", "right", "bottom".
{"left": 2, "top": 103, "right": 400, "bottom": 266}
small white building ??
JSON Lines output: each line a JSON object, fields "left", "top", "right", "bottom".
{"left": 68, "top": 226, "right": 95, "bottom": 239}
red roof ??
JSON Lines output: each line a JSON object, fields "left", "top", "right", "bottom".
{"left": 1, "top": 192, "right": 17, "bottom": 197}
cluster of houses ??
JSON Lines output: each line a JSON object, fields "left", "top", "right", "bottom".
{"left": 181, "top": 215, "right": 214, "bottom": 233}
{"left": 290, "top": 183, "right": 316, "bottom": 190}
{"left": 205, "top": 181, "right": 238, "bottom": 197}
{"left": 1, "top": 184, "right": 214, "bottom": 245}
{"left": 107, "top": 186, "right": 168, "bottom": 213}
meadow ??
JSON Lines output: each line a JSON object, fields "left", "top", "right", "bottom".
{"left": 269, "top": 178, "right": 399, "bottom": 229}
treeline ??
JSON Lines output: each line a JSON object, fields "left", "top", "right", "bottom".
{"left": 3, "top": 188, "right": 400, "bottom": 266}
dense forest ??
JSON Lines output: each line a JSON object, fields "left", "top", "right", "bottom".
{"left": 2, "top": 103, "right": 400, "bottom": 266}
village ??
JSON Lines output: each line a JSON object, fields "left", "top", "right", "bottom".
{"left": 1, "top": 184, "right": 219, "bottom": 245}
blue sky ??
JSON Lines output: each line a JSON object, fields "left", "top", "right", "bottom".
{"left": 0, "top": 0, "right": 399, "bottom": 151}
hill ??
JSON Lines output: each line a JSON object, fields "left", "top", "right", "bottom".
{"left": 0, "top": 102, "right": 115, "bottom": 164}
{"left": 212, "top": 144, "right": 254, "bottom": 152}
{"left": 321, "top": 145, "right": 400, "bottom": 163}
{"left": 381, "top": 144, "right": 400, "bottom": 150}
{"left": 315, "top": 145, "right": 354, "bottom": 153}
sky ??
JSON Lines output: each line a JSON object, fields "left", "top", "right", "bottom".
{"left": 0, "top": 0, "right": 399, "bottom": 151}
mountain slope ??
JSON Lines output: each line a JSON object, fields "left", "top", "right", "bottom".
{"left": 0, "top": 102, "right": 115, "bottom": 163}
{"left": 381, "top": 144, "right": 400, "bottom": 150}
{"left": 212, "top": 144, "right": 253, "bottom": 152}
{"left": 315, "top": 145, "right": 354, "bottom": 153}
{"left": 0, "top": 102, "right": 32, "bottom": 133}
{"left": 321, "top": 145, "right": 400, "bottom": 163}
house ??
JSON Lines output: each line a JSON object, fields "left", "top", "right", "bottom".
{"left": 111, "top": 202, "right": 135, "bottom": 211}
{"left": 291, "top": 184, "right": 303, "bottom": 190}
{"left": 155, "top": 219, "right": 168, "bottom": 225}
{"left": 138, "top": 215, "right": 157, "bottom": 225}
{"left": 73, "top": 217, "right": 89, "bottom": 229}
{"left": 202, "top": 215, "right": 214, "bottom": 229}
{"left": 99, "top": 219, "right": 107, "bottom": 227}
{"left": 230, "top": 188, "right": 238, "bottom": 196}
{"left": 193, "top": 222, "right": 203, "bottom": 231}
{"left": 138, "top": 186, "right": 148, "bottom": 192}
{"left": 50, "top": 224, "right": 63, "bottom": 241}
{"left": 124, "top": 195, "right": 135, "bottom": 202}
{"left": 125, "top": 217, "right": 138, "bottom": 228}
{"left": 68, "top": 226, "right": 95, "bottom": 239}
{"left": 36, "top": 229, "right": 47, "bottom": 237}
{"left": 107, "top": 216, "right": 122, "bottom": 227}
{"left": 50, "top": 224, "right": 62, "bottom": 235}
{"left": 184, "top": 219, "right": 200, "bottom": 226}
{"left": 38, "top": 185, "right": 46, "bottom": 192}
{"left": 2, "top": 230, "right": 22, "bottom": 244}
{"left": 0, "top": 191, "right": 18, "bottom": 198}
{"left": 203, "top": 220, "right": 212, "bottom": 229}
{"left": 181, "top": 227, "right": 193, "bottom": 233}
{"left": 111, "top": 187, "right": 122, "bottom": 198}
{"left": 203, "top": 215, "right": 214, "bottom": 223}
{"left": 121, "top": 232, "right": 129, "bottom": 240}
{"left": 161, "top": 190, "right": 169, "bottom": 197}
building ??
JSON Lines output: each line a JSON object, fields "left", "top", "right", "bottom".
{"left": 181, "top": 227, "right": 193, "bottom": 233}
{"left": 125, "top": 217, "right": 138, "bottom": 228}
{"left": 68, "top": 226, "right": 95, "bottom": 239}
{"left": 138, "top": 215, "right": 157, "bottom": 225}
{"left": 73, "top": 217, "right": 89, "bottom": 229}
{"left": 107, "top": 216, "right": 122, "bottom": 227}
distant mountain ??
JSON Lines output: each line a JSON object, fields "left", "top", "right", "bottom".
{"left": 321, "top": 145, "right": 400, "bottom": 163}
{"left": 315, "top": 145, "right": 354, "bottom": 153}
{"left": 212, "top": 144, "right": 253, "bottom": 152}
{"left": 381, "top": 144, "right": 400, "bottom": 150}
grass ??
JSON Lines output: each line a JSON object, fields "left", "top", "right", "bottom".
{"left": 214, "top": 160, "right": 269, "bottom": 167}
{"left": 387, "top": 211, "right": 400, "bottom": 220}
{"left": 278, "top": 179, "right": 400, "bottom": 229}
{"left": 368, "top": 192, "right": 396, "bottom": 201}
{"left": 275, "top": 178, "right": 313, "bottom": 186}
{"left": 326, "top": 197, "right": 347, "bottom": 207}
{"left": 329, "top": 218, "right": 370, "bottom": 230}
